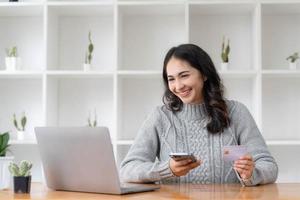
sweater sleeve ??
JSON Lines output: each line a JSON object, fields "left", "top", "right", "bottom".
{"left": 229, "top": 101, "right": 278, "bottom": 186}
{"left": 119, "top": 107, "right": 175, "bottom": 183}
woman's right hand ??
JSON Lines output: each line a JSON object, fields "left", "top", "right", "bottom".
{"left": 169, "top": 158, "right": 201, "bottom": 177}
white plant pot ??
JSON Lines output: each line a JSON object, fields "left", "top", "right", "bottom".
{"left": 17, "top": 131, "right": 25, "bottom": 140}
{"left": 221, "top": 62, "right": 229, "bottom": 71}
{"left": 289, "top": 62, "right": 297, "bottom": 70}
{"left": 0, "top": 156, "right": 14, "bottom": 189}
{"left": 5, "top": 57, "right": 21, "bottom": 71}
{"left": 83, "top": 63, "right": 91, "bottom": 71}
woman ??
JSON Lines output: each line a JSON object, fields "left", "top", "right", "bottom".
{"left": 120, "top": 44, "right": 278, "bottom": 186}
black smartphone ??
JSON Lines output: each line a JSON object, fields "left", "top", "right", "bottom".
{"left": 169, "top": 153, "right": 197, "bottom": 162}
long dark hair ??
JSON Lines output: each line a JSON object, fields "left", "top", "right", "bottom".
{"left": 162, "top": 44, "right": 230, "bottom": 134}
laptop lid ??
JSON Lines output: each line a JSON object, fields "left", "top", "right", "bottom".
{"left": 35, "top": 127, "right": 122, "bottom": 194}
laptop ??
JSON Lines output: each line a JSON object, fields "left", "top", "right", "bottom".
{"left": 35, "top": 127, "right": 160, "bottom": 194}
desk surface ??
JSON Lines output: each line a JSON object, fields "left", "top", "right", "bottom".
{"left": 1, "top": 183, "right": 300, "bottom": 200}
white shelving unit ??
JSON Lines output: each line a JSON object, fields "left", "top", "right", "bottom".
{"left": 0, "top": 0, "right": 299, "bottom": 183}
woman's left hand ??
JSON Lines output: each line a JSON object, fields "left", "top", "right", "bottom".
{"left": 234, "top": 155, "right": 255, "bottom": 180}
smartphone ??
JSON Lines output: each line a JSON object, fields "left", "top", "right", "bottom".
{"left": 169, "top": 153, "right": 197, "bottom": 162}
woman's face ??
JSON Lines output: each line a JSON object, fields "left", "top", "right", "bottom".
{"left": 166, "top": 57, "right": 206, "bottom": 104}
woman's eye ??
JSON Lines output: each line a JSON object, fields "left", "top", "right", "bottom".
{"left": 181, "top": 74, "right": 189, "bottom": 78}
{"left": 168, "top": 79, "right": 174, "bottom": 82}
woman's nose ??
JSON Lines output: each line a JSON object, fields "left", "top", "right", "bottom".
{"left": 175, "top": 80, "right": 184, "bottom": 91}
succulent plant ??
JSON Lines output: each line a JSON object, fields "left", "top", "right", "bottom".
{"left": 0, "top": 132, "right": 10, "bottom": 157}
{"left": 9, "top": 160, "right": 32, "bottom": 177}
{"left": 87, "top": 109, "right": 97, "bottom": 127}
{"left": 286, "top": 52, "right": 299, "bottom": 63}
{"left": 221, "top": 36, "right": 230, "bottom": 63}
{"left": 85, "top": 31, "right": 94, "bottom": 64}
{"left": 5, "top": 46, "right": 18, "bottom": 57}
{"left": 13, "top": 112, "right": 27, "bottom": 131}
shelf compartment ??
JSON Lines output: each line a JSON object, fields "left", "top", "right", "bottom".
{"left": 222, "top": 76, "right": 256, "bottom": 119}
{"left": 262, "top": 3, "right": 300, "bottom": 70}
{"left": 262, "top": 76, "right": 300, "bottom": 141}
{"left": 117, "top": 76, "right": 164, "bottom": 140}
{"left": 269, "top": 145, "right": 300, "bottom": 183}
{"left": 46, "top": 76, "right": 114, "bottom": 133}
{"left": 116, "top": 145, "right": 131, "bottom": 168}
{"left": 47, "top": 4, "right": 114, "bottom": 71}
{"left": 0, "top": 4, "right": 44, "bottom": 71}
{"left": 189, "top": 3, "right": 257, "bottom": 70}
{"left": 0, "top": 78, "right": 44, "bottom": 140}
{"left": 118, "top": 3, "right": 186, "bottom": 70}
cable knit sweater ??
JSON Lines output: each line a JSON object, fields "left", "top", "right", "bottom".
{"left": 120, "top": 100, "right": 278, "bottom": 186}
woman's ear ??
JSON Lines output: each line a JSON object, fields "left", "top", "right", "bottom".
{"left": 203, "top": 76, "right": 207, "bottom": 82}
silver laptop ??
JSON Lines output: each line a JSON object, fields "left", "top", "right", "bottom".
{"left": 35, "top": 127, "right": 160, "bottom": 194}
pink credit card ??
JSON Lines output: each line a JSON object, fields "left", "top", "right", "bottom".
{"left": 222, "top": 145, "right": 248, "bottom": 162}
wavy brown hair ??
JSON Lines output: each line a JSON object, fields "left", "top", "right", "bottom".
{"left": 162, "top": 44, "right": 230, "bottom": 134}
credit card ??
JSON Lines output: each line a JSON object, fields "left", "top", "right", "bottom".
{"left": 222, "top": 145, "right": 247, "bottom": 162}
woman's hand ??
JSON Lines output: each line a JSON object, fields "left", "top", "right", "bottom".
{"left": 169, "top": 158, "right": 201, "bottom": 177}
{"left": 234, "top": 155, "right": 255, "bottom": 180}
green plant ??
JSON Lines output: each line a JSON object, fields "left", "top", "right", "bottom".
{"left": 9, "top": 160, "right": 32, "bottom": 177}
{"left": 286, "top": 52, "right": 299, "bottom": 63}
{"left": 221, "top": 36, "right": 230, "bottom": 63}
{"left": 13, "top": 112, "right": 27, "bottom": 131}
{"left": 85, "top": 31, "right": 94, "bottom": 64}
{"left": 5, "top": 46, "right": 18, "bottom": 57}
{"left": 0, "top": 132, "right": 10, "bottom": 157}
{"left": 87, "top": 109, "right": 97, "bottom": 127}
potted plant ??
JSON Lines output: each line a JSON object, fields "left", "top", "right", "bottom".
{"left": 83, "top": 31, "right": 94, "bottom": 71}
{"left": 221, "top": 36, "right": 230, "bottom": 71}
{"left": 13, "top": 112, "right": 27, "bottom": 140}
{"left": 9, "top": 160, "right": 32, "bottom": 193}
{"left": 286, "top": 52, "right": 299, "bottom": 70}
{"left": 87, "top": 109, "right": 97, "bottom": 127}
{"left": 0, "top": 131, "right": 14, "bottom": 190}
{"left": 5, "top": 46, "right": 21, "bottom": 71}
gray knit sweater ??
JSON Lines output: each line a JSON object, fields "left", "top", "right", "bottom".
{"left": 120, "top": 100, "right": 278, "bottom": 186}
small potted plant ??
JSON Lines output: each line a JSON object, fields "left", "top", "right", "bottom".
{"left": 13, "top": 112, "right": 27, "bottom": 140}
{"left": 5, "top": 46, "right": 21, "bottom": 71}
{"left": 221, "top": 36, "right": 230, "bottom": 71}
{"left": 83, "top": 31, "right": 94, "bottom": 71}
{"left": 0, "top": 132, "right": 14, "bottom": 190}
{"left": 9, "top": 160, "right": 32, "bottom": 193}
{"left": 286, "top": 52, "right": 299, "bottom": 70}
{"left": 87, "top": 109, "right": 97, "bottom": 127}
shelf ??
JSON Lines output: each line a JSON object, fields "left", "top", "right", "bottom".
{"left": 9, "top": 139, "right": 37, "bottom": 145}
{"left": 0, "top": 79, "right": 44, "bottom": 139}
{"left": 262, "top": 3, "right": 300, "bottom": 70}
{"left": 0, "top": 71, "right": 44, "bottom": 78}
{"left": 117, "top": 70, "right": 161, "bottom": 78}
{"left": 47, "top": 3, "right": 114, "bottom": 71}
{"left": 47, "top": 1, "right": 113, "bottom": 6}
{"left": 46, "top": 70, "right": 114, "bottom": 78}
{"left": 0, "top": 3, "right": 44, "bottom": 17}
{"left": 0, "top": 6, "right": 44, "bottom": 71}
{"left": 266, "top": 140, "right": 300, "bottom": 146}
{"left": 118, "top": 3, "right": 185, "bottom": 70}
{"left": 262, "top": 77, "right": 300, "bottom": 141}
{"left": 189, "top": 3, "right": 256, "bottom": 70}
{"left": 118, "top": 76, "right": 164, "bottom": 140}
{"left": 46, "top": 76, "right": 114, "bottom": 132}
{"left": 219, "top": 70, "right": 258, "bottom": 78}
{"left": 116, "top": 145, "right": 131, "bottom": 168}
{"left": 262, "top": 70, "right": 300, "bottom": 77}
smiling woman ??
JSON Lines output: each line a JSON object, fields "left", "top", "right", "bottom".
{"left": 120, "top": 44, "right": 278, "bottom": 186}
